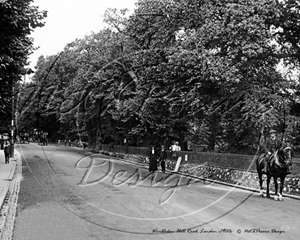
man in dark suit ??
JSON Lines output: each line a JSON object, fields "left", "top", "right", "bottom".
{"left": 159, "top": 145, "right": 167, "bottom": 173}
{"left": 262, "top": 129, "right": 282, "bottom": 173}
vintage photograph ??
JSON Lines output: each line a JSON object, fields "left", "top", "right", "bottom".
{"left": 1, "top": 0, "right": 300, "bottom": 239}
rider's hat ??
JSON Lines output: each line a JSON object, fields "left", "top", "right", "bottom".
{"left": 269, "top": 129, "right": 277, "bottom": 134}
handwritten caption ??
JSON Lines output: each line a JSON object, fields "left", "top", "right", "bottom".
{"left": 152, "top": 228, "right": 286, "bottom": 235}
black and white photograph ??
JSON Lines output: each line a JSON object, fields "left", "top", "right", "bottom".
{"left": 1, "top": 0, "right": 300, "bottom": 239}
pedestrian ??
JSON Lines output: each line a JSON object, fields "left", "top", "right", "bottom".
{"left": 169, "top": 141, "right": 181, "bottom": 161}
{"left": 262, "top": 129, "right": 282, "bottom": 173}
{"left": 83, "top": 141, "right": 87, "bottom": 151}
{"left": 159, "top": 145, "right": 167, "bottom": 173}
{"left": 148, "top": 145, "right": 158, "bottom": 173}
{"left": 64, "top": 139, "right": 67, "bottom": 147}
{"left": 3, "top": 140, "right": 10, "bottom": 164}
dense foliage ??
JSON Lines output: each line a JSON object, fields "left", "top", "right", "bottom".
{"left": 0, "top": 0, "right": 47, "bottom": 131}
{"left": 17, "top": 0, "right": 300, "bottom": 153}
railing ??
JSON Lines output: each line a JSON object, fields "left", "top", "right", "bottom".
{"left": 100, "top": 144, "right": 300, "bottom": 175}
{"left": 101, "top": 144, "right": 257, "bottom": 172}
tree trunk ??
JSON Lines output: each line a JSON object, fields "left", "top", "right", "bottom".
{"left": 95, "top": 104, "right": 102, "bottom": 152}
{"left": 208, "top": 114, "right": 220, "bottom": 151}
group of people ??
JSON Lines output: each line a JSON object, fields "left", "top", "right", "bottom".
{"left": 148, "top": 129, "right": 288, "bottom": 174}
{"left": 62, "top": 139, "right": 88, "bottom": 150}
{"left": 148, "top": 145, "right": 167, "bottom": 173}
{"left": 64, "top": 139, "right": 72, "bottom": 147}
{"left": 148, "top": 141, "right": 182, "bottom": 173}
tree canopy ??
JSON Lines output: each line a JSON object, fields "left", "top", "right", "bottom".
{"left": 17, "top": 0, "right": 300, "bottom": 152}
{"left": 0, "top": 0, "right": 47, "bottom": 129}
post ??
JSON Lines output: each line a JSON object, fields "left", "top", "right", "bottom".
{"left": 10, "top": 85, "right": 15, "bottom": 157}
{"left": 124, "top": 138, "right": 128, "bottom": 154}
{"left": 173, "top": 156, "right": 182, "bottom": 172}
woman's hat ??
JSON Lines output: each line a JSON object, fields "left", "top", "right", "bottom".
{"left": 269, "top": 129, "right": 277, "bottom": 134}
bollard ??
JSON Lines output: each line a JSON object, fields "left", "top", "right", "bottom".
{"left": 173, "top": 156, "right": 182, "bottom": 172}
{"left": 10, "top": 144, "right": 14, "bottom": 157}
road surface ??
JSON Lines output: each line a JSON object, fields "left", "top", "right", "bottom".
{"left": 12, "top": 143, "right": 300, "bottom": 240}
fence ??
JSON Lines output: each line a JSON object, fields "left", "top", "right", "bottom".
{"left": 101, "top": 144, "right": 300, "bottom": 175}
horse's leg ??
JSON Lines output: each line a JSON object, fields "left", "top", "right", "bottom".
{"left": 273, "top": 176, "right": 279, "bottom": 200}
{"left": 278, "top": 176, "right": 285, "bottom": 201}
{"left": 256, "top": 156, "right": 265, "bottom": 197}
{"left": 266, "top": 175, "right": 271, "bottom": 198}
{"left": 258, "top": 172, "right": 264, "bottom": 197}
{"left": 274, "top": 177, "right": 278, "bottom": 195}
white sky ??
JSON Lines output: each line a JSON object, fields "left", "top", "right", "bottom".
{"left": 28, "top": 0, "right": 137, "bottom": 71}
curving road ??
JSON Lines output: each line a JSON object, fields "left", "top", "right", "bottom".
{"left": 12, "top": 143, "right": 300, "bottom": 240}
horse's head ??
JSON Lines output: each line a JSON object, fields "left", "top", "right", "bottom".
{"left": 284, "top": 146, "right": 293, "bottom": 159}
{"left": 276, "top": 146, "right": 293, "bottom": 172}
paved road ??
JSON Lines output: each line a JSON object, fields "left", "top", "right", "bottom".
{"left": 12, "top": 143, "right": 300, "bottom": 240}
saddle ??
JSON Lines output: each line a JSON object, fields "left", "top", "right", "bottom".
{"left": 261, "top": 152, "right": 275, "bottom": 165}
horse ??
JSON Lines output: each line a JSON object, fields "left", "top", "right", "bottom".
{"left": 256, "top": 146, "right": 293, "bottom": 201}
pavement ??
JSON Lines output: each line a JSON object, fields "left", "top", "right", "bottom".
{"left": 0, "top": 150, "right": 17, "bottom": 209}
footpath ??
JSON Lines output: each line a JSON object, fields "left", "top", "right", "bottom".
{"left": 0, "top": 149, "right": 21, "bottom": 240}
{"left": 0, "top": 151, "right": 16, "bottom": 208}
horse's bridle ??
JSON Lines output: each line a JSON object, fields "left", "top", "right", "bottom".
{"left": 285, "top": 146, "right": 293, "bottom": 166}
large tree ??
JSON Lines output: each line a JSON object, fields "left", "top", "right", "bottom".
{"left": 121, "top": 0, "right": 298, "bottom": 151}
{"left": 19, "top": 0, "right": 300, "bottom": 152}
{"left": 0, "top": 0, "right": 47, "bottom": 130}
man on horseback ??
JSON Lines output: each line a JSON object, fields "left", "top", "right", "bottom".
{"left": 262, "top": 129, "right": 282, "bottom": 173}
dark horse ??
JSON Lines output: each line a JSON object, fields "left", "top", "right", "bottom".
{"left": 256, "top": 146, "right": 293, "bottom": 200}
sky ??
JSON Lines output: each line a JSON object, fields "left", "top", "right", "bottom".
{"left": 28, "top": 0, "right": 138, "bottom": 72}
